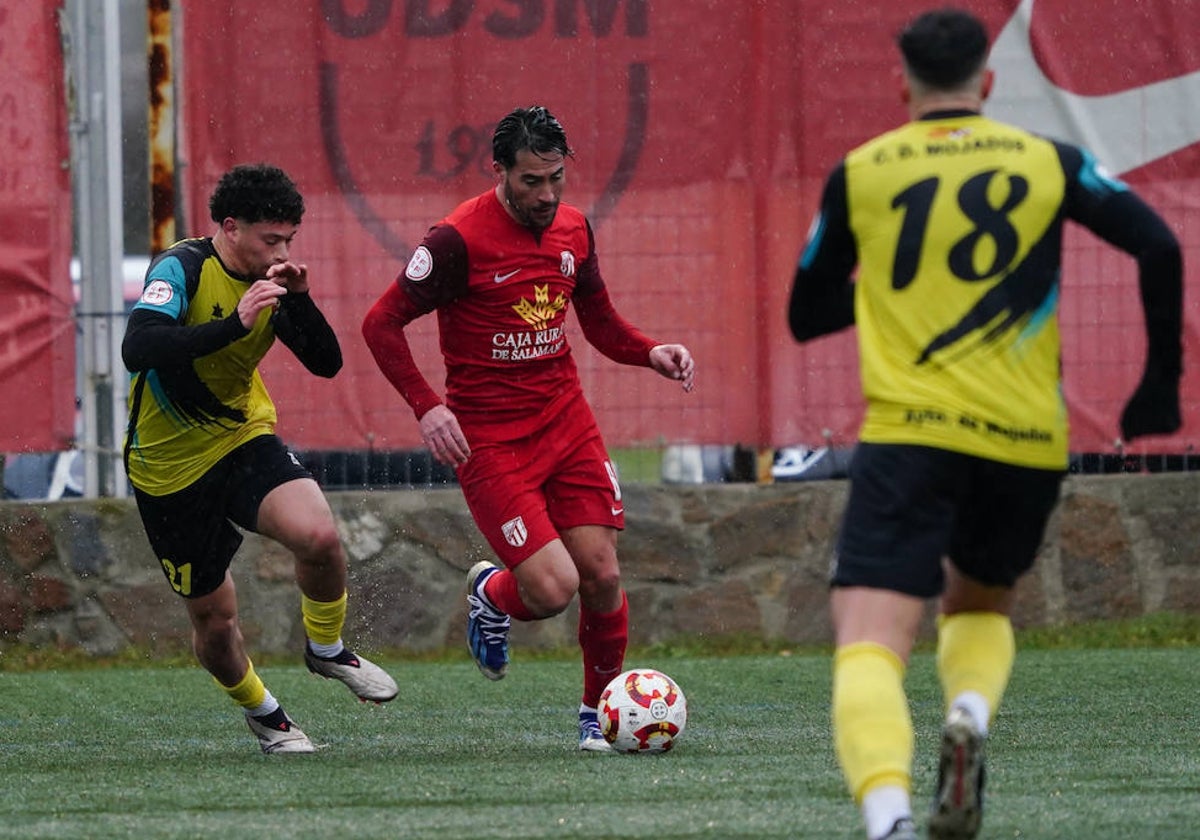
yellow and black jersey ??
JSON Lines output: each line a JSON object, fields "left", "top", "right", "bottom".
{"left": 122, "top": 238, "right": 341, "bottom": 495}
{"left": 790, "top": 110, "right": 1182, "bottom": 469}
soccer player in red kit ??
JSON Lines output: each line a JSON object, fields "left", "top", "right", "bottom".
{"left": 362, "top": 105, "right": 695, "bottom": 751}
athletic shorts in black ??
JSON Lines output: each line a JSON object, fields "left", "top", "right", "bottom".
{"left": 832, "top": 443, "right": 1065, "bottom": 599}
{"left": 132, "top": 435, "right": 312, "bottom": 599}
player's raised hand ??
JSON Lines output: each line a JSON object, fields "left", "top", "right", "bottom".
{"left": 265, "top": 260, "right": 309, "bottom": 294}
{"left": 236, "top": 279, "right": 288, "bottom": 329}
{"left": 649, "top": 344, "right": 696, "bottom": 393}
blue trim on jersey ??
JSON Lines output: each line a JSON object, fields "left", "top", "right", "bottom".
{"left": 799, "top": 211, "right": 827, "bottom": 270}
{"left": 145, "top": 369, "right": 189, "bottom": 429}
{"left": 133, "top": 255, "right": 189, "bottom": 320}
{"left": 1017, "top": 277, "right": 1060, "bottom": 350}
{"left": 1077, "top": 149, "right": 1128, "bottom": 198}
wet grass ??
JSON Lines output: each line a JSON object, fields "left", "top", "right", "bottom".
{"left": 0, "top": 631, "right": 1197, "bottom": 838}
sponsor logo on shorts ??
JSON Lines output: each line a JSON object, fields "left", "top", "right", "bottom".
{"left": 501, "top": 515, "right": 527, "bottom": 547}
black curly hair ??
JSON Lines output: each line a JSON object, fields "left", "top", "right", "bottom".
{"left": 208, "top": 163, "right": 305, "bottom": 225}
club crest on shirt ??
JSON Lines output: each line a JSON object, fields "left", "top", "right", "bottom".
{"left": 405, "top": 245, "right": 433, "bottom": 282}
{"left": 501, "top": 515, "right": 528, "bottom": 547}
{"left": 560, "top": 250, "right": 575, "bottom": 278}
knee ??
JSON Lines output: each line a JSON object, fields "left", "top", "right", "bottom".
{"left": 578, "top": 565, "right": 621, "bottom": 605}
{"left": 522, "top": 580, "right": 575, "bottom": 617}
{"left": 293, "top": 521, "right": 344, "bottom": 565}
{"left": 573, "top": 539, "right": 621, "bottom": 602}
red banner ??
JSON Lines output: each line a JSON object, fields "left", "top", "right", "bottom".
{"left": 0, "top": 2, "right": 74, "bottom": 452}
{"left": 178, "top": 0, "right": 1200, "bottom": 454}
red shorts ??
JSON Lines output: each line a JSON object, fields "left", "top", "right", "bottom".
{"left": 457, "top": 397, "right": 624, "bottom": 567}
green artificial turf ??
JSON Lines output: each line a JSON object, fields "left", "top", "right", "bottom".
{"left": 1, "top": 638, "right": 1197, "bottom": 838}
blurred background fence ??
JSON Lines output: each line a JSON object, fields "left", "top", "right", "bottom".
{"left": 2, "top": 0, "right": 1198, "bottom": 499}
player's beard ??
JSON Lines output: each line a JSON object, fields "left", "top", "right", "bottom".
{"left": 503, "top": 181, "right": 558, "bottom": 232}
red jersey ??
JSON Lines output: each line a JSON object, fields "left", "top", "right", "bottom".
{"left": 363, "top": 189, "right": 658, "bottom": 443}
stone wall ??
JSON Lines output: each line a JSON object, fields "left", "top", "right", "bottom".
{"left": 1, "top": 474, "right": 1198, "bottom": 659}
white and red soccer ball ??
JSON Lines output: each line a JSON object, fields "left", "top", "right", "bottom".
{"left": 597, "top": 668, "right": 687, "bottom": 753}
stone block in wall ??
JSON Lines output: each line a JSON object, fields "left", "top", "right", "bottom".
{"left": 624, "top": 582, "right": 673, "bottom": 645}
{"left": 344, "top": 539, "right": 463, "bottom": 654}
{"left": 28, "top": 574, "right": 72, "bottom": 612}
{"left": 1139, "top": 507, "right": 1200, "bottom": 569}
{"left": 384, "top": 506, "right": 488, "bottom": 566}
{"left": 1057, "top": 490, "right": 1140, "bottom": 620}
{"left": 0, "top": 575, "right": 24, "bottom": 633}
{"left": 783, "top": 562, "right": 834, "bottom": 645}
{"left": 74, "top": 597, "right": 138, "bottom": 656}
{"left": 1, "top": 507, "right": 56, "bottom": 572}
{"left": 619, "top": 519, "right": 706, "bottom": 583}
{"left": 1009, "top": 559, "right": 1050, "bottom": 630}
{"left": 61, "top": 511, "right": 110, "bottom": 579}
{"left": 336, "top": 489, "right": 489, "bottom": 568}
{"left": 669, "top": 579, "right": 763, "bottom": 638}
{"left": 98, "top": 583, "right": 191, "bottom": 652}
{"left": 710, "top": 492, "right": 822, "bottom": 574}
{"left": 1162, "top": 576, "right": 1200, "bottom": 613}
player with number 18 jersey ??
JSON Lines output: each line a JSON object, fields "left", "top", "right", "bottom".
{"left": 794, "top": 111, "right": 1179, "bottom": 470}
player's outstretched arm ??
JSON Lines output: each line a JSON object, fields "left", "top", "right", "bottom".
{"left": 649, "top": 344, "right": 695, "bottom": 393}
{"left": 1062, "top": 144, "right": 1183, "bottom": 442}
{"left": 1079, "top": 190, "right": 1182, "bottom": 442}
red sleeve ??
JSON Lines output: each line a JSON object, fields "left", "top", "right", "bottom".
{"left": 573, "top": 245, "right": 658, "bottom": 367}
{"left": 361, "top": 280, "right": 444, "bottom": 421}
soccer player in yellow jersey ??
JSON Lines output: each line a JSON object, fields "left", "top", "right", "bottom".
{"left": 788, "top": 9, "right": 1182, "bottom": 839}
{"left": 122, "top": 164, "right": 397, "bottom": 753}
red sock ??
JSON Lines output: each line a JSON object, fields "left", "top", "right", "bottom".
{"left": 579, "top": 592, "right": 629, "bottom": 708}
{"left": 482, "top": 567, "right": 538, "bottom": 621}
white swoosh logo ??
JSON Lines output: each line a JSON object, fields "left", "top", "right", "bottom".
{"left": 493, "top": 269, "right": 521, "bottom": 284}
{"left": 989, "top": 0, "right": 1200, "bottom": 174}
{"left": 610, "top": 506, "right": 624, "bottom": 516}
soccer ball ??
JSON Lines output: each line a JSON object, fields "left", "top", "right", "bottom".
{"left": 597, "top": 668, "right": 687, "bottom": 753}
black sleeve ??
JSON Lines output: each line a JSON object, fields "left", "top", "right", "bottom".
{"left": 1095, "top": 190, "right": 1182, "bottom": 377}
{"left": 788, "top": 162, "right": 858, "bottom": 342}
{"left": 1059, "top": 142, "right": 1183, "bottom": 376}
{"left": 121, "top": 307, "right": 250, "bottom": 373}
{"left": 271, "top": 290, "right": 343, "bottom": 378}
{"left": 1058, "top": 141, "right": 1184, "bottom": 440}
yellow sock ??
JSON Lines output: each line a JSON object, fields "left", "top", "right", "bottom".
{"left": 217, "top": 660, "right": 267, "bottom": 710}
{"left": 936, "top": 611, "right": 1015, "bottom": 726}
{"left": 302, "top": 591, "right": 347, "bottom": 646}
{"left": 832, "top": 642, "right": 913, "bottom": 803}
